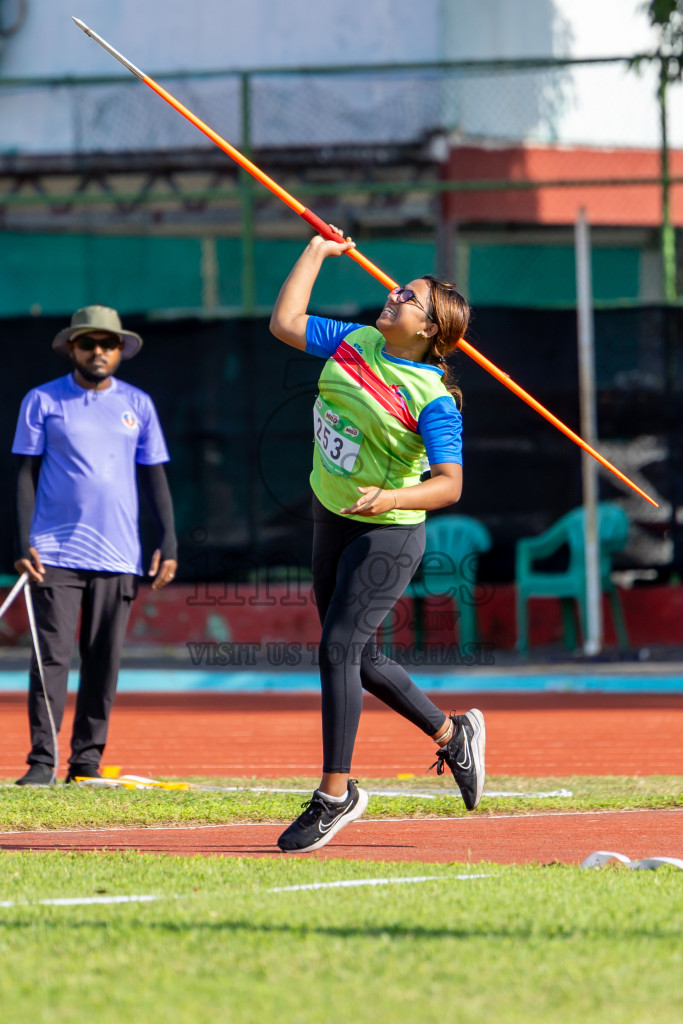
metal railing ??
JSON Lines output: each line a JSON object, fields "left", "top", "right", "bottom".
{"left": 0, "top": 53, "right": 681, "bottom": 307}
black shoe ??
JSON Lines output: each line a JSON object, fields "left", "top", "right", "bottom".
{"left": 428, "top": 709, "right": 486, "bottom": 811}
{"left": 277, "top": 780, "right": 369, "bottom": 853}
{"left": 65, "top": 764, "right": 102, "bottom": 784}
{"left": 16, "top": 763, "right": 55, "bottom": 786}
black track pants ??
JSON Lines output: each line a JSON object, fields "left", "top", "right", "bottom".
{"left": 311, "top": 496, "right": 446, "bottom": 774}
{"left": 26, "top": 566, "right": 137, "bottom": 768}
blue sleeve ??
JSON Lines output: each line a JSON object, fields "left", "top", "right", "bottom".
{"left": 305, "top": 316, "right": 366, "bottom": 359}
{"left": 11, "top": 391, "right": 46, "bottom": 456}
{"left": 135, "top": 396, "right": 170, "bottom": 465}
{"left": 417, "top": 395, "right": 463, "bottom": 466}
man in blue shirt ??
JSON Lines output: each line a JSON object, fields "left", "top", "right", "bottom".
{"left": 12, "top": 305, "right": 178, "bottom": 785}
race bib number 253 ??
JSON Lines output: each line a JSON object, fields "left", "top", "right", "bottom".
{"left": 313, "top": 397, "right": 362, "bottom": 477}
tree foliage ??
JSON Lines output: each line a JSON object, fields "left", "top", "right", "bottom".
{"left": 646, "top": 0, "right": 683, "bottom": 78}
{"left": 648, "top": 0, "right": 683, "bottom": 50}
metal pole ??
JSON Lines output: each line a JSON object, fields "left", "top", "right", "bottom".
{"left": 240, "top": 72, "right": 256, "bottom": 316}
{"left": 659, "top": 56, "right": 677, "bottom": 302}
{"left": 575, "top": 208, "right": 602, "bottom": 656}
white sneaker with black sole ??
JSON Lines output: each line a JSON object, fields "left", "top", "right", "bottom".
{"left": 277, "top": 779, "right": 369, "bottom": 853}
{"left": 428, "top": 709, "right": 486, "bottom": 810}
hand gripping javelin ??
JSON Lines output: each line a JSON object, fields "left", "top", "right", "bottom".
{"left": 72, "top": 17, "right": 657, "bottom": 507}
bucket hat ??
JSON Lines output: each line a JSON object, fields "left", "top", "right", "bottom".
{"left": 52, "top": 305, "right": 143, "bottom": 360}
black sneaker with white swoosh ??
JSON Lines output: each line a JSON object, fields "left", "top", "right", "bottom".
{"left": 277, "top": 780, "right": 369, "bottom": 853}
{"left": 428, "top": 709, "right": 486, "bottom": 810}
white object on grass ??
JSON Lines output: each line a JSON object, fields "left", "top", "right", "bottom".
{"left": 268, "top": 874, "right": 491, "bottom": 893}
{"left": 581, "top": 851, "right": 683, "bottom": 870}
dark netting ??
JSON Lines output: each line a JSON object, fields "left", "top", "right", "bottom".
{"left": 1, "top": 305, "right": 681, "bottom": 583}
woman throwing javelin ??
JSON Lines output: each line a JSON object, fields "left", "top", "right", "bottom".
{"left": 270, "top": 228, "right": 485, "bottom": 853}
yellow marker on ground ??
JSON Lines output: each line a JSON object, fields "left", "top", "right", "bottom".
{"left": 75, "top": 773, "right": 192, "bottom": 790}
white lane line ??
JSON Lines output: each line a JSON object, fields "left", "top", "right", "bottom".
{"left": 1, "top": 782, "right": 572, "bottom": 799}
{"left": 0, "top": 875, "right": 492, "bottom": 909}
{"left": 202, "top": 786, "right": 573, "bottom": 799}
{"left": 440, "top": 807, "right": 683, "bottom": 822}
{"left": 355, "top": 807, "right": 683, "bottom": 824}
{"left": 0, "top": 894, "right": 161, "bottom": 908}
{"left": 268, "top": 874, "right": 490, "bottom": 893}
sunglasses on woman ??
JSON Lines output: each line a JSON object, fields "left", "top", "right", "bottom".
{"left": 388, "top": 286, "right": 433, "bottom": 320}
{"left": 74, "top": 335, "right": 123, "bottom": 352}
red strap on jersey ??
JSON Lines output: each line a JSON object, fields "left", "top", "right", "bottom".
{"left": 332, "top": 340, "right": 419, "bottom": 433}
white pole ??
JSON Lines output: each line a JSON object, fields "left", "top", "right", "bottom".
{"left": 575, "top": 208, "right": 602, "bottom": 655}
{"left": 0, "top": 572, "right": 29, "bottom": 621}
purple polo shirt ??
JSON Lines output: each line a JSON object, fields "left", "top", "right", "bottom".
{"left": 12, "top": 373, "right": 169, "bottom": 575}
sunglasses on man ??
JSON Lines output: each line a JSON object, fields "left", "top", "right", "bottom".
{"left": 388, "top": 286, "right": 433, "bottom": 320}
{"left": 74, "top": 335, "right": 123, "bottom": 352}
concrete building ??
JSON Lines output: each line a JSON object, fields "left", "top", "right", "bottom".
{"left": 0, "top": 0, "right": 680, "bottom": 314}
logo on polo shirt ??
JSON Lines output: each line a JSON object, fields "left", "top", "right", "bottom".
{"left": 121, "top": 411, "right": 138, "bottom": 429}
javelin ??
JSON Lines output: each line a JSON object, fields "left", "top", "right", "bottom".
{"left": 73, "top": 17, "right": 657, "bottom": 508}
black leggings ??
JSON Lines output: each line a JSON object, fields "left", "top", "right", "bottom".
{"left": 27, "top": 566, "right": 137, "bottom": 767}
{"left": 312, "top": 495, "right": 447, "bottom": 773}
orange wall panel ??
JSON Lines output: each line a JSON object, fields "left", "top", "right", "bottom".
{"left": 443, "top": 145, "right": 683, "bottom": 226}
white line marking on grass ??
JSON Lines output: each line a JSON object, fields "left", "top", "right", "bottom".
{"left": 0, "top": 876, "right": 493, "bottom": 910}
{"left": 0, "top": 894, "right": 161, "bottom": 908}
{"left": 484, "top": 789, "right": 573, "bottom": 799}
{"left": 268, "top": 874, "right": 491, "bottom": 893}
{"left": 364, "top": 788, "right": 573, "bottom": 799}
{"left": 455, "top": 807, "right": 683, "bottom": 822}
{"left": 354, "top": 807, "right": 683, "bottom": 824}
{"left": 202, "top": 786, "right": 573, "bottom": 799}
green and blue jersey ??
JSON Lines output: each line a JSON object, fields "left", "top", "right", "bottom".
{"left": 306, "top": 316, "right": 462, "bottom": 524}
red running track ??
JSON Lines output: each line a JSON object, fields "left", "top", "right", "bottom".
{"left": 2, "top": 692, "right": 682, "bottom": 864}
{"left": 3, "top": 692, "right": 682, "bottom": 779}
{"left": 1, "top": 811, "right": 681, "bottom": 864}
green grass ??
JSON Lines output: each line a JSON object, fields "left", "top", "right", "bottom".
{"left": 2, "top": 776, "right": 681, "bottom": 1022}
{"left": 0, "top": 774, "right": 681, "bottom": 831}
{"left": 0, "top": 852, "right": 682, "bottom": 1024}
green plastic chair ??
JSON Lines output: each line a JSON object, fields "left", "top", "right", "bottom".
{"left": 515, "top": 502, "right": 630, "bottom": 653}
{"left": 384, "top": 514, "right": 492, "bottom": 649}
